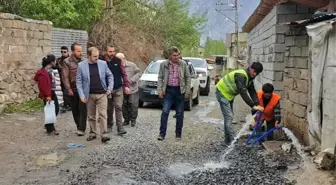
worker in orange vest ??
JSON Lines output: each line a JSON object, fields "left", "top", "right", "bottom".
{"left": 252, "top": 83, "right": 281, "bottom": 140}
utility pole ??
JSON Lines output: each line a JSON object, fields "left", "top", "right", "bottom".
{"left": 216, "top": 0, "right": 240, "bottom": 68}
{"left": 234, "top": 0, "right": 239, "bottom": 68}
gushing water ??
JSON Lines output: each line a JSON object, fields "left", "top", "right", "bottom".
{"left": 282, "top": 127, "right": 306, "bottom": 158}
{"left": 220, "top": 114, "right": 256, "bottom": 161}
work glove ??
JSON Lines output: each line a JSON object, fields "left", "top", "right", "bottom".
{"left": 252, "top": 105, "right": 264, "bottom": 112}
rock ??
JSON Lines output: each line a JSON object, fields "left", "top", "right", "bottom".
{"left": 281, "top": 142, "right": 293, "bottom": 153}
{"left": 313, "top": 149, "right": 335, "bottom": 170}
{"left": 0, "top": 104, "right": 6, "bottom": 113}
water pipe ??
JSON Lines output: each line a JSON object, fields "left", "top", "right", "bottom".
{"left": 245, "top": 111, "right": 283, "bottom": 145}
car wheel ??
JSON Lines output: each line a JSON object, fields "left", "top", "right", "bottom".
{"left": 202, "top": 77, "right": 210, "bottom": 96}
{"left": 185, "top": 92, "right": 193, "bottom": 111}
{"left": 193, "top": 88, "right": 200, "bottom": 105}
{"left": 139, "top": 100, "right": 144, "bottom": 108}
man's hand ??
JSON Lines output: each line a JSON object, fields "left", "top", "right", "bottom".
{"left": 46, "top": 96, "right": 52, "bottom": 102}
{"left": 184, "top": 93, "right": 190, "bottom": 99}
{"left": 68, "top": 89, "right": 74, "bottom": 96}
{"left": 159, "top": 92, "right": 164, "bottom": 99}
{"left": 124, "top": 87, "right": 131, "bottom": 94}
{"left": 80, "top": 97, "right": 87, "bottom": 103}
{"left": 106, "top": 90, "right": 112, "bottom": 95}
{"left": 252, "top": 105, "right": 264, "bottom": 112}
{"left": 275, "top": 121, "right": 280, "bottom": 128}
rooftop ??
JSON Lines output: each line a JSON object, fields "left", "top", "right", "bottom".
{"left": 242, "top": 0, "right": 330, "bottom": 33}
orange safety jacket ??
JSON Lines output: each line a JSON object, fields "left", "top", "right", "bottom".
{"left": 257, "top": 90, "right": 281, "bottom": 121}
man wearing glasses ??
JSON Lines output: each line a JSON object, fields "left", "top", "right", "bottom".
{"left": 56, "top": 46, "right": 71, "bottom": 112}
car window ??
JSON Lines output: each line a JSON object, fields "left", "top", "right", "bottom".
{"left": 186, "top": 58, "right": 207, "bottom": 68}
{"left": 144, "top": 62, "right": 161, "bottom": 74}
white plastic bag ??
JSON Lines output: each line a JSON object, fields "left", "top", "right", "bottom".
{"left": 44, "top": 101, "right": 57, "bottom": 124}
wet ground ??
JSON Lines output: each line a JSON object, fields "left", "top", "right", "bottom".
{"left": 0, "top": 86, "right": 334, "bottom": 185}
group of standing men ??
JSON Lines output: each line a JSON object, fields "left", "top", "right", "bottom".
{"left": 56, "top": 42, "right": 142, "bottom": 143}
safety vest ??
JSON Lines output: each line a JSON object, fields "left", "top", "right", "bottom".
{"left": 216, "top": 69, "right": 249, "bottom": 101}
{"left": 257, "top": 90, "right": 281, "bottom": 121}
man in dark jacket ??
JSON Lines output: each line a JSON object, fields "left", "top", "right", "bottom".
{"left": 62, "top": 42, "right": 87, "bottom": 136}
{"left": 100, "top": 46, "right": 130, "bottom": 135}
{"left": 56, "top": 46, "right": 71, "bottom": 112}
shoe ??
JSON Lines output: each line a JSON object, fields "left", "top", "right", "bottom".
{"left": 48, "top": 130, "right": 59, "bottom": 135}
{"left": 86, "top": 135, "right": 97, "bottom": 141}
{"left": 122, "top": 121, "right": 130, "bottom": 126}
{"left": 76, "top": 130, "right": 85, "bottom": 136}
{"left": 176, "top": 136, "right": 181, "bottom": 141}
{"left": 117, "top": 126, "right": 127, "bottom": 135}
{"left": 157, "top": 135, "right": 165, "bottom": 141}
{"left": 101, "top": 136, "right": 110, "bottom": 143}
{"left": 131, "top": 120, "right": 136, "bottom": 127}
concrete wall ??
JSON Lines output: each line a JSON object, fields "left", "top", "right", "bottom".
{"left": 0, "top": 13, "right": 52, "bottom": 112}
{"left": 51, "top": 28, "right": 88, "bottom": 58}
{"left": 282, "top": 27, "right": 310, "bottom": 144}
{"left": 247, "top": 3, "right": 313, "bottom": 95}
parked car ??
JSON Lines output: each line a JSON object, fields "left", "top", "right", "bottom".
{"left": 139, "top": 59, "right": 200, "bottom": 111}
{"left": 182, "top": 57, "right": 213, "bottom": 96}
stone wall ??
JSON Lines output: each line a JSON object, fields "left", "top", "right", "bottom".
{"left": 282, "top": 26, "right": 310, "bottom": 144}
{"left": 247, "top": 3, "right": 313, "bottom": 95}
{"left": 0, "top": 13, "right": 52, "bottom": 112}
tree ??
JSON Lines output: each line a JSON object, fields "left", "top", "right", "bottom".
{"left": 0, "top": 0, "right": 104, "bottom": 30}
{"left": 203, "top": 38, "right": 227, "bottom": 58}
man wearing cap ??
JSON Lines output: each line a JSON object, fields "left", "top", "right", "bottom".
{"left": 216, "top": 62, "right": 264, "bottom": 144}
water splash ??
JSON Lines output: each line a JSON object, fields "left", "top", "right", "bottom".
{"left": 220, "top": 113, "right": 255, "bottom": 161}
{"left": 282, "top": 127, "right": 306, "bottom": 158}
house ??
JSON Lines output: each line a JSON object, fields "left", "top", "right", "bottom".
{"left": 243, "top": 0, "right": 335, "bottom": 152}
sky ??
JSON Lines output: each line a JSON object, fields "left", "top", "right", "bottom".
{"left": 152, "top": 0, "right": 260, "bottom": 46}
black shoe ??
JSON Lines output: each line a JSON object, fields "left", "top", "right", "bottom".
{"left": 117, "top": 126, "right": 127, "bottom": 135}
{"left": 87, "top": 135, "right": 97, "bottom": 141}
{"left": 176, "top": 135, "right": 181, "bottom": 141}
{"left": 131, "top": 120, "right": 136, "bottom": 127}
{"left": 157, "top": 135, "right": 165, "bottom": 141}
{"left": 101, "top": 136, "right": 110, "bottom": 143}
{"left": 123, "top": 121, "right": 130, "bottom": 126}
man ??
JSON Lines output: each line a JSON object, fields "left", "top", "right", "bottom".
{"left": 62, "top": 42, "right": 88, "bottom": 136}
{"left": 215, "top": 62, "right": 264, "bottom": 144}
{"left": 76, "top": 47, "right": 114, "bottom": 143}
{"left": 252, "top": 83, "right": 281, "bottom": 140}
{"left": 100, "top": 46, "right": 130, "bottom": 135}
{"left": 157, "top": 46, "right": 191, "bottom": 141}
{"left": 56, "top": 46, "right": 71, "bottom": 112}
{"left": 115, "top": 53, "right": 142, "bottom": 127}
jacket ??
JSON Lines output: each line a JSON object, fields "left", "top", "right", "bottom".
{"left": 157, "top": 59, "right": 191, "bottom": 95}
{"left": 76, "top": 59, "right": 114, "bottom": 99}
{"left": 61, "top": 55, "right": 84, "bottom": 93}
{"left": 234, "top": 69, "right": 259, "bottom": 107}
{"left": 216, "top": 68, "right": 258, "bottom": 107}
{"left": 123, "top": 60, "right": 142, "bottom": 94}
{"left": 100, "top": 55, "right": 129, "bottom": 90}
{"left": 257, "top": 90, "right": 281, "bottom": 122}
{"left": 34, "top": 68, "right": 52, "bottom": 100}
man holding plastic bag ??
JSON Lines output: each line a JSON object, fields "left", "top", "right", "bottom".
{"left": 76, "top": 47, "right": 114, "bottom": 143}
{"left": 34, "top": 54, "right": 59, "bottom": 135}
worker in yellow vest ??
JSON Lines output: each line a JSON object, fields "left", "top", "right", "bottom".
{"left": 216, "top": 62, "right": 264, "bottom": 144}
{"left": 253, "top": 83, "right": 281, "bottom": 140}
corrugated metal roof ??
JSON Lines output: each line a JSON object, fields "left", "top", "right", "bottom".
{"left": 242, "top": 0, "right": 330, "bottom": 33}
{"left": 281, "top": 13, "right": 336, "bottom": 26}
